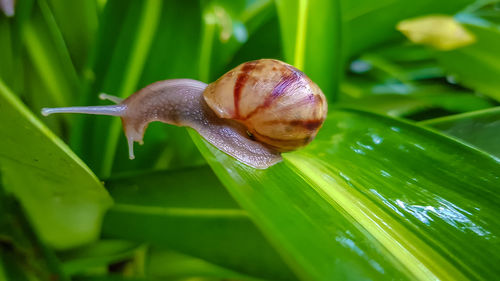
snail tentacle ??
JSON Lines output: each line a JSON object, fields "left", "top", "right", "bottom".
{"left": 41, "top": 105, "right": 126, "bottom": 117}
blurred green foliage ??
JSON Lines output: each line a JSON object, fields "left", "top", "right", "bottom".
{"left": 0, "top": 0, "right": 499, "bottom": 280}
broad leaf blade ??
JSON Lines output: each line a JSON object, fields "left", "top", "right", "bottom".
{"left": 190, "top": 134, "right": 412, "bottom": 280}
{"left": 190, "top": 108, "right": 500, "bottom": 280}
{"left": 0, "top": 80, "right": 112, "bottom": 249}
{"left": 286, "top": 108, "right": 499, "bottom": 280}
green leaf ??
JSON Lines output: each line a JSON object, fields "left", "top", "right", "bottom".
{"left": 434, "top": 15, "right": 500, "bottom": 101}
{"left": 191, "top": 138, "right": 411, "bottom": 280}
{"left": 275, "top": 0, "right": 342, "bottom": 100}
{"left": 101, "top": 167, "right": 296, "bottom": 281}
{"left": 286, "top": 108, "right": 499, "bottom": 280}
{"left": 0, "top": 79, "right": 112, "bottom": 249}
{"left": 190, "top": 108, "right": 500, "bottom": 280}
{"left": 420, "top": 107, "right": 500, "bottom": 158}
{"left": 146, "top": 249, "right": 267, "bottom": 281}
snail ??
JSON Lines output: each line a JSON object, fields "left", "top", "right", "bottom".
{"left": 41, "top": 59, "right": 328, "bottom": 169}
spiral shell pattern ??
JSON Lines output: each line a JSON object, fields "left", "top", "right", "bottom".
{"left": 203, "top": 59, "right": 327, "bottom": 151}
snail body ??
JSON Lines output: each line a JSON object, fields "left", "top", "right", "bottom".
{"left": 42, "top": 59, "right": 327, "bottom": 169}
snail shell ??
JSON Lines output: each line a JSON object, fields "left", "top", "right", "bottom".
{"left": 41, "top": 59, "right": 328, "bottom": 169}
{"left": 204, "top": 59, "right": 327, "bottom": 151}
